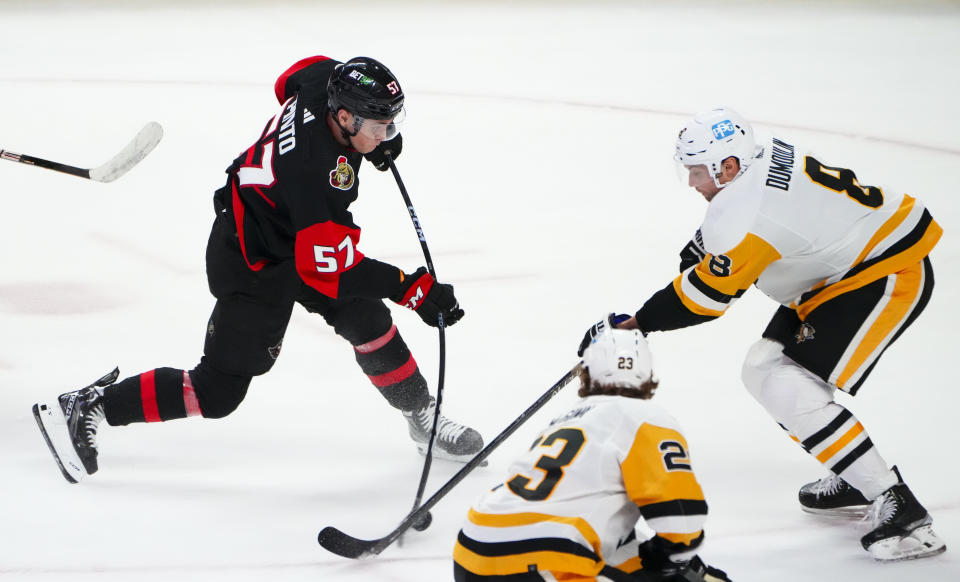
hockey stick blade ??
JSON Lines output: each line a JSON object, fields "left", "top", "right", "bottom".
{"left": 317, "top": 527, "right": 380, "bottom": 559}
{"left": 1, "top": 121, "right": 162, "bottom": 183}
{"left": 318, "top": 365, "right": 581, "bottom": 559}
{"left": 88, "top": 121, "right": 163, "bottom": 182}
{"left": 318, "top": 501, "right": 434, "bottom": 559}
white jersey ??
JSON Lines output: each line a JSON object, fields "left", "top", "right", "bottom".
{"left": 453, "top": 395, "right": 706, "bottom": 578}
{"left": 666, "top": 136, "right": 941, "bottom": 324}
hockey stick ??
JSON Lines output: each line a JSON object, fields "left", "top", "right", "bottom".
{"left": 384, "top": 154, "right": 447, "bottom": 533}
{"left": 318, "top": 364, "right": 582, "bottom": 558}
{"left": 1, "top": 121, "right": 163, "bottom": 183}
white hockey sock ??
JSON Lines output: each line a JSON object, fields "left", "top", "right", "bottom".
{"left": 833, "top": 451, "right": 898, "bottom": 500}
{"left": 755, "top": 357, "right": 897, "bottom": 500}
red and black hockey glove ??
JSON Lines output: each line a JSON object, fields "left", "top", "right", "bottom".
{"left": 364, "top": 133, "right": 402, "bottom": 171}
{"left": 392, "top": 267, "right": 464, "bottom": 327}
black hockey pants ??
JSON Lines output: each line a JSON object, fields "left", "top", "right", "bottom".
{"left": 102, "top": 212, "right": 430, "bottom": 426}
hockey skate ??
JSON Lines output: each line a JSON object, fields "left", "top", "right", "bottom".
{"left": 798, "top": 473, "right": 870, "bottom": 518}
{"left": 32, "top": 368, "right": 118, "bottom": 484}
{"left": 403, "top": 396, "right": 484, "bottom": 463}
{"left": 861, "top": 473, "right": 946, "bottom": 561}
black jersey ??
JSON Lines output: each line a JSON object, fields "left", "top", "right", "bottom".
{"left": 222, "top": 56, "right": 402, "bottom": 300}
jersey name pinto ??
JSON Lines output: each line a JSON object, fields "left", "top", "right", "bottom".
{"left": 676, "top": 136, "right": 941, "bottom": 318}
{"left": 454, "top": 396, "right": 706, "bottom": 577}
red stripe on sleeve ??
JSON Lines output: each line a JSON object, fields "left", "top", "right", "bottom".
{"left": 368, "top": 354, "right": 417, "bottom": 388}
{"left": 140, "top": 370, "right": 161, "bottom": 423}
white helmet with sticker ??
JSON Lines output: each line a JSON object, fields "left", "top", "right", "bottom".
{"left": 675, "top": 107, "right": 761, "bottom": 189}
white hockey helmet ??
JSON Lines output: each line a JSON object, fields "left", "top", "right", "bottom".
{"left": 581, "top": 328, "right": 653, "bottom": 389}
{"left": 674, "top": 107, "right": 760, "bottom": 189}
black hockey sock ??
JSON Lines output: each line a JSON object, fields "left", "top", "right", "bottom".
{"left": 352, "top": 324, "right": 430, "bottom": 411}
{"left": 102, "top": 367, "right": 202, "bottom": 426}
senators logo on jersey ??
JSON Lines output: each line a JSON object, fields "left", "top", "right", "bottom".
{"left": 329, "top": 155, "right": 355, "bottom": 190}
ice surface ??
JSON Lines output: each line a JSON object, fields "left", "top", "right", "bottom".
{"left": 1, "top": 1, "right": 958, "bottom": 580}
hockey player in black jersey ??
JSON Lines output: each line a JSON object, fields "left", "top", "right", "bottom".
{"left": 32, "top": 55, "right": 484, "bottom": 487}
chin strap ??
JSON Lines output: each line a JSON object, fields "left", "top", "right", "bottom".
{"left": 331, "top": 111, "right": 360, "bottom": 142}
{"left": 338, "top": 119, "right": 358, "bottom": 141}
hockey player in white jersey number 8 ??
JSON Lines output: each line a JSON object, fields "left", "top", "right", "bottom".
{"left": 579, "top": 108, "right": 945, "bottom": 561}
{"left": 455, "top": 329, "right": 732, "bottom": 582}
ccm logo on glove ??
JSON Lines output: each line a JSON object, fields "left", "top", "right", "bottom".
{"left": 398, "top": 271, "right": 433, "bottom": 310}
{"left": 392, "top": 267, "right": 464, "bottom": 327}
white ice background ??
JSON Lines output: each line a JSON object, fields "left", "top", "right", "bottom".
{"left": 1, "top": 1, "right": 959, "bottom": 580}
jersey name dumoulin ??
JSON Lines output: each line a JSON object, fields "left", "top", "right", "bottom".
{"left": 765, "top": 138, "right": 796, "bottom": 191}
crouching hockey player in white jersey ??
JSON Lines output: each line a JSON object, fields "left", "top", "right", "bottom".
{"left": 585, "top": 108, "right": 945, "bottom": 561}
{"left": 454, "top": 329, "right": 731, "bottom": 582}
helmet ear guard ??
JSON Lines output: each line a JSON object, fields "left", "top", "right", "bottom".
{"left": 675, "top": 107, "right": 762, "bottom": 189}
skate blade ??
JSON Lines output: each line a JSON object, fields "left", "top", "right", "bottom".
{"left": 32, "top": 402, "right": 85, "bottom": 484}
{"left": 801, "top": 505, "right": 870, "bottom": 519}
{"left": 415, "top": 443, "right": 488, "bottom": 466}
{"left": 868, "top": 525, "right": 947, "bottom": 561}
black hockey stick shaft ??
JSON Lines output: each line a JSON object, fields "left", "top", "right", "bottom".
{"left": 317, "top": 364, "right": 581, "bottom": 558}
{"left": 0, "top": 150, "right": 90, "bottom": 178}
{"left": 387, "top": 155, "right": 436, "bottom": 275}
{"left": 385, "top": 154, "right": 445, "bottom": 519}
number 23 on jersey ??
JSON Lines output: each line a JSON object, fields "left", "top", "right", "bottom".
{"left": 505, "top": 425, "right": 695, "bottom": 503}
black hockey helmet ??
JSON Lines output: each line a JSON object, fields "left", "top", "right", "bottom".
{"left": 327, "top": 57, "right": 404, "bottom": 120}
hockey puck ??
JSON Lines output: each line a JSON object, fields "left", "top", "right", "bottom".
{"left": 412, "top": 511, "right": 432, "bottom": 532}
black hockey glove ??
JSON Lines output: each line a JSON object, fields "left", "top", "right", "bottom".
{"left": 637, "top": 540, "right": 731, "bottom": 582}
{"left": 679, "top": 556, "right": 732, "bottom": 582}
{"left": 577, "top": 313, "right": 631, "bottom": 357}
{"left": 392, "top": 267, "right": 464, "bottom": 327}
{"left": 364, "top": 133, "right": 402, "bottom": 171}
{"left": 677, "top": 228, "right": 707, "bottom": 272}
{"left": 640, "top": 559, "right": 731, "bottom": 582}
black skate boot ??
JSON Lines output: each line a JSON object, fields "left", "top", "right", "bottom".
{"left": 403, "top": 396, "right": 484, "bottom": 463}
{"left": 798, "top": 473, "right": 870, "bottom": 517}
{"left": 32, "top": 368, "right": 118, "bottom": 484}
{"left": 860, "top": 468, "right": 946, "bottom": 561}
